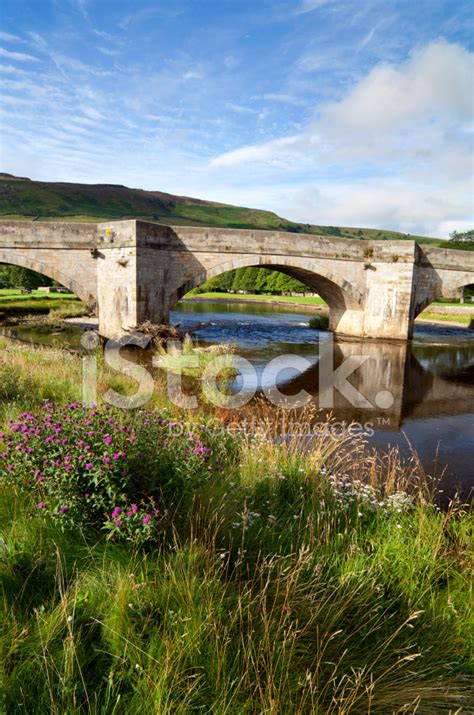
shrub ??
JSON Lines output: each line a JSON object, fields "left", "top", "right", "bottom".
{"left": 0, "top": 403, "right": 218, "bottom": 544}
{"left": 308, "top": 313, "right": 329, "bottom": 330}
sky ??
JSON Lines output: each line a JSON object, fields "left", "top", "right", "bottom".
{"left": 0, "top": 0, "right": 473, "bottom": 238}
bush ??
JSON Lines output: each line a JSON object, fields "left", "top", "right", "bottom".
{"left": 308, "top": 313, "right": 329, "bottom": 330}
{"left": 0, "top": 403, "right": 219, "bottom": 545}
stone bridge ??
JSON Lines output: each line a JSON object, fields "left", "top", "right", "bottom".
{"left": 0, "top": 219, "right": 473, "bottom": 340}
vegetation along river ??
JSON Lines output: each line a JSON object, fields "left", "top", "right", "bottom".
{"left": 4, "top": 299, "right": 474, "bottom": 499}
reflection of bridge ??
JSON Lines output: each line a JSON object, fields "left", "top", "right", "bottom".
{"left": 281, "top": 339, "right": 474, "bottom": 429}
{"left": 1, "top": 219, "right": 473, "bottom": 340}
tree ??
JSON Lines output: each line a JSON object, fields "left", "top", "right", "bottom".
{"left": 255, "top": 268, "right": 272, "bottom": 293}
{"left": 0, "top": 264, "right": 53, "bottom": 289}
{"left": 447, "top": 229, "right": 474, "bottom": 251}
{"left": 230, "top": 268, "right": 246, "bottom": 292}
{"left": 449, "top": 229, "right": 474, "bottom": 242}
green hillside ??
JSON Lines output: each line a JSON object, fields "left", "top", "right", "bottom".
{"left": 0, "top": 173, "right": 442, "bottom": 245}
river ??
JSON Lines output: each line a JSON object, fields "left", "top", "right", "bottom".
{"left": 3, "top": 298, "right": 474, "bottom": 498}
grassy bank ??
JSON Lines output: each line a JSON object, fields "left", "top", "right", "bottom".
{"left": 186, "top": 291, "right": 327, "bottom": 307}
{"left": 418, "top": 311, "right": 473, "bottom": 327}
{"left": 0, "top": 338, "right": 473, "bottom": 713}
{"left": 0, "top": 289, "right": 89, "bottom": 320}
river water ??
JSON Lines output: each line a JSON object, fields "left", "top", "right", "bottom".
{"left": 173, "top": 300, "right": 474, "bottom": 498}
{"left": 3, "top": 299, "right": 474, "bottom": 498}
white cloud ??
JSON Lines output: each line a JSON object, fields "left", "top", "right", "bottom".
{"left": 225, "top": 102, "right": 259, "bottom": 115}
{"left": 0, "top": 64, "right": 28, "bottom": 75}
{"left": 212, "top": 41, "right": 473, "bottom": 170}
{"left": 0, "top": 47, "right": 40, "bottom": 62}
{"left": 182, "top": 70, "right": 204, "bottom": 81}
{"left": 0, "top": 32, "right": 22, "bottom": 43}
{"left": 258, "top": 93, "right": 302, "bottom": 104}
{"left": 295, "top": 0, "right": 331, "bottom": 15}
{"left": 210, "top": 41, "right": 473, "bottom": 236}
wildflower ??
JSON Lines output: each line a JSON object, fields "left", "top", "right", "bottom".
{"left": 115, "top": 519, "right": 122, "bottom": 526}
{"left": 37, "top": 502, "right": 45, "bottom": 509}
{"left": 60, "top": 505, "right": 69, "bottom": 513}
{"left": 85, "top": 463, "right": 93, "bottom": 470}
{"left": 142, "top": 514, "right": 151, "bottom": 526}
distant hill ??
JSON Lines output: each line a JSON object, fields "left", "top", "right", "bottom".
{"left": 0, "top": 174, "right": 443, "bottom": 245}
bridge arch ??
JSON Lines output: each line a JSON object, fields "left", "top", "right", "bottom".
{"left": 0, "top": 249, "right": 95, "bottom": 307}
{"left": 168, "top": 254, "right": 365, "bottom": 314}
{"left": 412, "top": 277, "right": 474, "bottom": 319}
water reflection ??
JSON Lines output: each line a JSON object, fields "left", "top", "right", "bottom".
{"left": 278, "top": 338, "right": 474, "bottom": 429}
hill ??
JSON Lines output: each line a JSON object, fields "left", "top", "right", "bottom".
{"left": 0, "top": 174, "right": 442, "bottom": 245}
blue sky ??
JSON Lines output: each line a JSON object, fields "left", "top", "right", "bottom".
{"left": 0, "top": 0, "right": 472, "bottom": 237}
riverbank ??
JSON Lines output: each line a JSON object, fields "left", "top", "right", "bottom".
{"left": 185, "top": 292, "right": 473, "bottom": 326}
{"left": 187, "top": 291, "right": 326, "bottom": 309}
{"left": 0, "top": 289, "right": 471, "bottom": 328}
{"left": 0, "top": 335, "right": 472, "bottom": 713}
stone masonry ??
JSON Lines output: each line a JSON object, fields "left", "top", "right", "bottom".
{"left": 0, "top": 219, "right": 473, "bottom": 340}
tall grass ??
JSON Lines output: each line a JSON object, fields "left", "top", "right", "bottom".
{"left": 0, "top": 338, "right": 473, "bottom": 713}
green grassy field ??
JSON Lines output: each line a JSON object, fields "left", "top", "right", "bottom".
{"left": 419, "top": 311, "right": 473, "bottom": 326}
{"left": 0, "top": 337, "right": 472, "bottom": 713}
{"left": 186, "top": 291, "right": 327, "bottom": 306}
{"left": 0, "top": 289, "right": 89, "bottom": 319}
{"left": 0, "top": 174, "right": 443, "bottom": 244}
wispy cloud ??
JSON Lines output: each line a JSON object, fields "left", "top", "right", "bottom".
{"left": 0, "top": 31, "right": 22, "bottom": 42}
{"left": 210, "top": 41, "right": 473, "bottom": 236}
{"left": 212, "top": 42, "right": 473, "bottom": 170}
{"left": 357, "top": 18, "right": 386, "bottom": 51}
{"left": 295, "top": 0, "right": 331, "bottom": 15}
{"left": 0, "top": 47, "right": 40, "bottom": 62}
{"left": 225, "top": 102, "right": 259, "bottom": 115}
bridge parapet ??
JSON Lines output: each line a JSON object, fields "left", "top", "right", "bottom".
{"left": 0, "top": 220, "right": 98, "bottom": 248}
{"left": 416, "top": 245, "right": 474, "bottom": 272}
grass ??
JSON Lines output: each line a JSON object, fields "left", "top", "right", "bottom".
{"left": 0, "top": 289, "right": 89, "bottom": 320}
{"left": 418, "top": 311, "right": 472, "bottom": 326}
{"left": 0, "top": 337, "right": 473, "bottom": 713}
{"left": 0, "top": 288, "right": 77, "bottom": 300}
{"left": 154, "top": 334, "right": 238, "bottom": 380}
{"left": 186, "top": 291, "right": 327, "bottom": 306}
